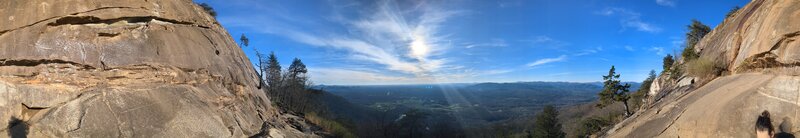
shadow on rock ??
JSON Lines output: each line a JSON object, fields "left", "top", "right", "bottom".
{"left": 8, "top": 117, "right": 28, "bottom": 138}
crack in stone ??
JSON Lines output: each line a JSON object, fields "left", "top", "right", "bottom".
{"left": 46, "top": 15, "right": 211, "bottom": 29}
{"left": 0, "top": 6, "right": 211, "bottom": 37}
{"left": 736, "top": 31, "right": 800, "bottom": 72}
{"left": 0, "top": 7, "right": 145, "bottom": 37}
{"left": 0, "top": 59, "right": 96, "bottom": 70}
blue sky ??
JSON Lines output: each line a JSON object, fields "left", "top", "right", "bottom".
{"left": 194, "top": 0, "right": 749, "bottom": 85}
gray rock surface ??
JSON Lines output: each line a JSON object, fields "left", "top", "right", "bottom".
{"left": 0, "top": 0, "right": 319, "bottom": 137}
{"left": 608, "top": 0, "right": 800, "bottom": 137}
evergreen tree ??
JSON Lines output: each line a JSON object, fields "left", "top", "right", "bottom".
{"left": 597, "top": 66, "right": 633, "bottom": 117}
{"left": 631, "top": 70, "right": 657, "bottom": 110}
{"left": 663, "top": 54, "right": 674, "bottom": 72}
{"left": 285, "top": 58, "right": 309, "bottom": 111}
{"left": 531, "top": 105, "right": 565, "bottom": 138}
{"left": 240, "top": 34, "right": 249, "bottom": 47}
{"left": 287, "top": 58, "right": 308, "bottom": 84}
{"left": 682, "top": 19, "right": 711, "bottom": 61}
{"left": 266, "top": 52, "right": 282, "bottom": 97}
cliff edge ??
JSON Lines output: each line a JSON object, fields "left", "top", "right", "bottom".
{"left": 0, "top": 0, "right": 318, "bottom": 137}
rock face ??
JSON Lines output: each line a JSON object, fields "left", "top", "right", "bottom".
{"left": 607, "top": 0, "right": 800, "bottom": 137}
{"left": 0, "top": 0, "right": 318, "bottom": 137}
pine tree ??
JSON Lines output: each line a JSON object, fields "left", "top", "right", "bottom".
{"left": 240, "top": 34, "right": 249, "bottom": 47}
{"left": 631, "top": 70, "right": 657, "bottom": 110}
{"left": 663, "top": 54, "right": 674, "bottom": 72}
{"left": 287, "top": 58, "right": 308, "bottom": 84}
{"left": 682, "top": 19, "right": 711, "bottom": 61}
{"left": 597, "top": 66, "right": 633, "bottom": 117}
{"left": 285, "top": 58, "right": 308, "bottom": 111}
{"left": 531, "top": 105, "right": 565, "bottom": 138}
{"left": 266, "top": 52, "right": 282, "bottom": 102}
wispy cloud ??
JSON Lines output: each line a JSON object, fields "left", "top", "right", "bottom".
{"left": 656, "top": 0, "right": 676, "bottom": 7}
{"left": 597, "top": 8, "right": 662, "bottom": 33}
{"left": 526, "top": 55, "right": 567, "bottom": 67}
{"left": 624, "top": 45, "right": 635, "bottom": 51}
{"left": 573, "top": 46, "right": 603, "bottom": 56}
{"left": 227, "top": 0, "right": 466, "bottom": 77}
{"left": 498, "top": 0, "right": 522, "bottom": 8}
{"left": 465, "top": 38, "right": 508, "bottom": 48}
{"left": 520, "top": 35, "right": 569, "bottom": 48}
{"left": 650, "top": 46, "right": 666, "bottom": 55}
{"left": 481, "top": 69, "right": 514, "bottom": 75}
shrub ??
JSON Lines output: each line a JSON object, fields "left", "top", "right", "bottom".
{"left": 197, "top": 3, "right": 217, "bottom": 17}
{"left": 726, "top": 6, "right": 741, "bottom": 18}
{"left": 686, "top": 57, "right": 721, "bottom": 79}
{"left": 305, "top": 112, "right": 357, "bottom": 138}
{"left": 573, "top": 117, "right": 611, "bottom": 137}
{"left": 681, "top": 45, "right": 700, "bottom": 62}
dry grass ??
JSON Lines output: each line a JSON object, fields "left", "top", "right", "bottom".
{"left": 686, "top": 57, "right": 724, "bottom": 84}
{"left": 305, "top": 112, "right": 357, "bottom": 138}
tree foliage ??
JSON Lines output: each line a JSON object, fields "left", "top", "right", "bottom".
{"left": 682, "top": 19, "right": 711, "bottom": 61}
{"left": 240, "top": 34, "right": 249, "bottom": 47}
{"left": 266, "top": 52, "right": 282, "bottom": 91}
{"left": 631, "top": 70, "right": 656, "bottom": 110}
{"left": 531, "top": 105, "right": 565, "bottom": 138}
{"left": 662, "top": 54, "right": 674, "bottom": 73}
{"left": 597, "top": 66, "right": 633, "bottom": 116}
{"left": 197, "top": 3, "right": 217, "bottom": 17}
{"left": 398, "top": 109, "right": 429, "bottom": 138}
{"left": 574, "top": 117, "right": 612, "bottom": 137}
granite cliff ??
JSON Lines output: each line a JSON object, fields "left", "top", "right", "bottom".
{"left": 607, "top": 0, "right": 800, "bottom": 137}
{"left": 0, "top": 0, "right": 319, "bottom": 137}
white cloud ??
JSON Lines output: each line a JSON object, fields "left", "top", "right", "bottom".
{"left": 573, "top": 46, "right": 603, "bottom": 56}
{"left": 526, "top": 55, "right": 567, "bottom": 67}
{"left": 624, "top": 45, "right": 635, "bottom": 51}
{"left": 465, "top": 39, "right": 508, "bottom": 48}
{"left": 225, "top": 0, "right": 464, "bottom": 78}
{"left": 481, "top": 69, "right": 513, "bottom": 75}
{"left": 656, "top": 0, "right": 676, "bottom": 7}
{"left": 625, "top": 20, "right": 662, "bottom": 33}
{"left": 650, "top": 46, "right": 666, "bottom": 55}
{"left": 597, "top": 8, "right": 662, "bottom": 33}
{"left": 521, "top": 35, "right": 569, "bottom": 48}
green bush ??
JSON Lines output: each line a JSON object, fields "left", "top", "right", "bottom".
{"left": 681, "top": 45, "right": 699, "bottom": 61}
{"left": 573, "top": 117, "right": 611, "bottom": 138}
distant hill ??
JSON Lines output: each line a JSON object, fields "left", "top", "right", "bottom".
{"left": 320, "top": 81, "right": 640, "bottom": 136}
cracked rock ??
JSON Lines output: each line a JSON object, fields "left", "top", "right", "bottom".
{"left": 0, "top": 0, "right": 319, "bottom": 137}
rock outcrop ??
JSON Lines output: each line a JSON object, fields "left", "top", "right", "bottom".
{"left": 0, "top": 0, "right": 318, "bottom": 137}
{"left": 607, "top": 0, "right": 800, "bottom": 137}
